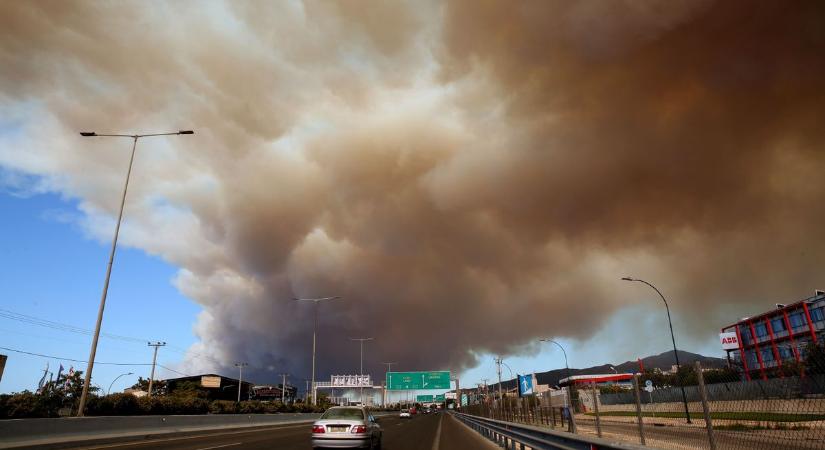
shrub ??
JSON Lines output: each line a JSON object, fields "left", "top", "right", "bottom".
{"left": 87, "top": 393, "right": 141, "bottom": 416}
{"left": 209, "top": 400, "right": 238, "bottom": 414}
{"left": 0, "top": 392, "right": 64, "bottom": 419}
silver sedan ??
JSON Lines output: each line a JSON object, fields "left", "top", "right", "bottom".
{"left": 311, "top": 406, "right": 382, "bottom": 449}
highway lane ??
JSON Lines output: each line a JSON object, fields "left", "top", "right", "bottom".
{"left": 24, "top": 412, "right": 498, "bottom": 450}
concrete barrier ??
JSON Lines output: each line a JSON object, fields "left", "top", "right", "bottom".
{"left": 0, "top": 413, "right": 322, "bottom": 449}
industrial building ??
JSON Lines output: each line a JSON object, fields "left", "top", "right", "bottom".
{"left": 720, "top": 290, "right": 825, "bottom": 380}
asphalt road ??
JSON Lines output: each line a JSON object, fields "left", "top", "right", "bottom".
{"left": 26, "top": 412, "right": 498, "bottom": 450}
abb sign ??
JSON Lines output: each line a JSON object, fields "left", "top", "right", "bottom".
{"left": 719, "top": 332, "right": 739, "bottom": 350}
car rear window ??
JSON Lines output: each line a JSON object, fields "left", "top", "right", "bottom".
{"left": 321, "top": 408, "right": 365, "bottom": 420}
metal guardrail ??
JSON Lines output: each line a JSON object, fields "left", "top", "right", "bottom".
{"left": 452, "top": 412, "right": 648, "bottom": 450}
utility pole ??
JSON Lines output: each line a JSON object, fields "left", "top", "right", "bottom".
{"left": 147, "top": 342, "right": 166, "bottom": 397}
{"left": 279, "top": 373, "right": 289, "bottom": 404}
{"left": 382, "top": 362, "right": 396, "bottom": 407}
{"left": 495, "top": 357, "right": 503, "bottom": 402}
{"left": 76, "top": 130, "right": 194, "bottom": 416}
{"left": 454, "top": 377, "right": 461, "bottom": 410}
{"left": 305, "top": 379, "right": 310, "bottom": 402}
{"left": 350, "top": 337, "right": 373, "bottom": 405}
{"left": 481, "top": 378, "right": 489, "bottom": 404}
{"left": 294, "top": 296, "right": 341, "bottom": 405}
{"left": 235, "top": 362, "right": 248, "bottom": 403}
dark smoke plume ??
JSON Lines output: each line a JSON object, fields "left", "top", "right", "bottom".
{"left": 1, "top": 0, "right": 824, "bottom": 381}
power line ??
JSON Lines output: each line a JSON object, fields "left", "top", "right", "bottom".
{"left": 0, "top": 308, "right": 146, "bottom": 343}
{"left": 0, "top": 345, "right": 153, "bottom": 366}
{"left": 157, "top": 364, "right": 192, "bottom": 377}
{"left": 0, "top": 308, "right": 222, "bottom": 368}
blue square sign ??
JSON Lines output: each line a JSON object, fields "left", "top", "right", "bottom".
{"left": 518, "top": 374, "right": 534, "bottom": 397}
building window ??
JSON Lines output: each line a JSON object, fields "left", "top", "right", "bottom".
{"left": 790, "top": 313, "right": 806, "bottom": 329}
{"left": 760, "top": 348, "right": 774, "bottom": 362}
{"left": 811, "top": 307, "right": 824, "bottom": 323}
{"left": 778, "top": 346, "right": 794, "bottom": 360}
{"left": 754, "top": 323, "right": 768, "bottom": 338}
{"left": 771, "top": 318, "right": 786, "bottom": 332}
{"left": 746, "top": 351, "right": 759, "bottom": 366}
{"left": 740, "top": 327, "right": 752, "bottom": 344}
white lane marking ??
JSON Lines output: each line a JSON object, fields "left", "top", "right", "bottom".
{"left": 74, "top": 424, "right": 308, "bottom": 450}
{"left": 196, "top": 443, "right": 242, "bottom": 450}
{"left": 431, "top": 414, "right": 443, "bottom": 450}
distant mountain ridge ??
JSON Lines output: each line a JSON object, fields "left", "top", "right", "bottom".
{"left": 490, "top": 350, "right": 727, "bottom": 390}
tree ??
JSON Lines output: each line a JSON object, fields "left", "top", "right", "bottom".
{"left": 129, "top": 377, "right": 167, "bottom": 396}
{"left": 42, "top": 369, "right": 97, "bottom": 400}
{"left": 805, "top": 342, "right": 825, "bottom": 374}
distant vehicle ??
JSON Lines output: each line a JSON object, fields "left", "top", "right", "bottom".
{"left": 409, "top": 407, "right": 417, "bottom": 415}
{"left": 311, "top": 406, "right": 382, "bottom": 449}
{"left": 399, "top": 408, "right": 411, "bottom": 418}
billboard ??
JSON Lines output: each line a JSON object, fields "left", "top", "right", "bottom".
{"left": 386, "top": 371, "right": 450, "bottom": 390}
{"left": 719, "top": 332, "right": 739, "bottom": 350}
{"left": 201, "top": 375, "right": 221, "bottom": 388}
{"left": 330, "top": 375, "right": 371, "bottom": 387}
{"left": 0, "top": 354, "right": 6, "bottom": 382}
{"left": 518, "top": 374, "right": 534, "bottom": 397}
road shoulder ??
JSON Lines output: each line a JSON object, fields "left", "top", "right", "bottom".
{"left": 438, "top": 413, "right": 500, "bottom": 450}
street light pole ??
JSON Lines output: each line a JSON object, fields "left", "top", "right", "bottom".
{"left": 235, "top": 362, "right": 248, "bottom": 403}
{"left": 539, "top": 338, "right": 575, "bottom": 429}
{"left": 622, "top": 276, "right": 692, "bottom": 423}
{"left": 350, "top": 337, "right": 373, "bottom": 406}
{"left": 76, "top": 130, "right": 193, "bottom": 417}
{"left": 107, "top": 372, "right": 134, "bottom": 396}
{"left": 279, "top": 373, "right": 289, "bottom": 404}
{"left": 539, "top": 339, "right": 571, "bottom": 382}
{"left": 294, "top": 296, "right": 341, "bottom": 405}
{"left": 381, "top": 362, "right": 397, "bottom": 407}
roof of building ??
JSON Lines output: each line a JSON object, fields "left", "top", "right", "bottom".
{"left": 721, "top": 292, "right": 825, "bottom": 330}
{"left": 558, "top": 373, "right": 635, "bottom": 386}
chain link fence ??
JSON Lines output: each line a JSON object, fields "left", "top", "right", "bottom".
{"left": 462, "top": 346, "right": 825, "bottom": 449}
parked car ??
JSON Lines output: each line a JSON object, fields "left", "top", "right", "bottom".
{"left": 311, "top": 406, "right": 382, "bottom": 449}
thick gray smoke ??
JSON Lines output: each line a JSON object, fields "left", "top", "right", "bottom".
{"left": 1, "top": 0, "right": 824, "bottom": 381}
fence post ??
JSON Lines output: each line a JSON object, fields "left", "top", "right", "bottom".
{"left": 592, "top": 381, "right": 602, "bottom": 437}
{"left": 568, "top": 386, "right": 578, "bottom": 434}
{"left": 695, "top": 361, "right": 718, "bottom": 450}
{"left": 633, "top": 374, "right": 646, "bottom": 446}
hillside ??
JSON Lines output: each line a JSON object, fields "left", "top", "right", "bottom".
{"left": 491, "top": 350, "right": 727, "bottom": 390}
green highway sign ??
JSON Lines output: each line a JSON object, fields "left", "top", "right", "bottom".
{"left": 435, "top": 394, "right": 445, "bottom": 401}
{"left": 416, "top": 394, "right": 434, "bottom": 402}
{"left": 386, "top": 371, "right": 451, "bottom": 390}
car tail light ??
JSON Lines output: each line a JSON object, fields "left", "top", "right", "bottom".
{"left": 312, "top": 425, "right": 325, "bottom": 433}
{"left": 351, "top": 425, "right": 367, "bottom": 434}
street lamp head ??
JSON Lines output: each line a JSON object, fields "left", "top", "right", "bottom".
{"left": 80, "top": 132, "right": 97, "bottom": 137}
{"left": 178, "top": 130, "right": 194, "bottom": 135}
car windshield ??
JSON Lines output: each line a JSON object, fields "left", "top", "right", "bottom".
{"left": 321, "top": 408, "right": 365, "bottom": 420}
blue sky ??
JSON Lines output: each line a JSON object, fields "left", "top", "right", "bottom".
{"left": 0, "top": 189, "right": 200, "bottom": 394}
